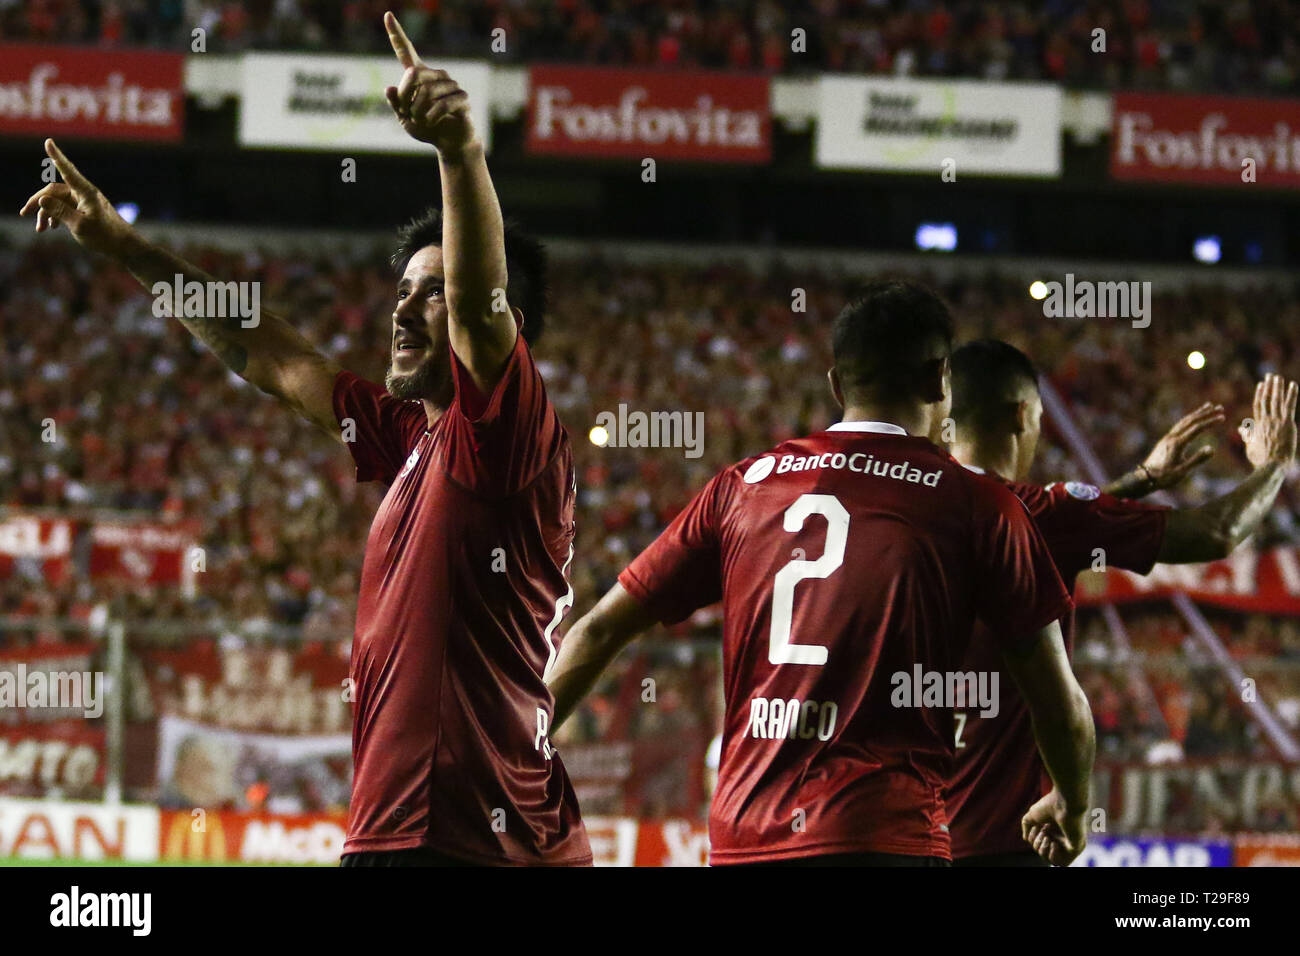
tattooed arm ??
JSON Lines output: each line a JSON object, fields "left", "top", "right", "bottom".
{"left": 21, "top": 139, "right": 342, "bottom": 440}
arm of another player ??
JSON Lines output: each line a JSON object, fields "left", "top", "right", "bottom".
{"left": 999, "top": 621, "right": 1096, "bottom": 867}
{"left": 1102, "top": 402, "right": 1224, "bottom": 499}
{"left": 383, "top": 12, "right": 516, "bottom": 395}
{"left": 547, "top": 584, "right": 659, "bottom": 731}
{"left": 1157, "top": 374, "right": 1297, "bottom": 563}
{"left": 19, "top": 139, "right": 344, "bottom": 441}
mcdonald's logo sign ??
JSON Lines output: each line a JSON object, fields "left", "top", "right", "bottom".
{"left": 162, "top": 811, "right": 228, "bottom": 862}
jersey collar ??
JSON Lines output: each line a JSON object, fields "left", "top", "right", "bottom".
{"left": 827, "top": 421, "right": 909, "bottom": 436}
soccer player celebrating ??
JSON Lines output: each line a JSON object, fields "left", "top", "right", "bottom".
{"left": 547, "top": 281, "right": 1095, "bottom": 866}
{"left": 945, "top": 340, "right": 1297, "bottom": 866}
{"left": 19, "top": 12, "right": 591, "bottom": 867}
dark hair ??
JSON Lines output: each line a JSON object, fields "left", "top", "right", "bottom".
{"left": 391, "top": 207, "right": 549, "bottom": 344}
{"left": 950, "top": 338, "right": 1040, "bottom": 434}
{"left": 831, "top": 279, "right": 954, "bottom": 399}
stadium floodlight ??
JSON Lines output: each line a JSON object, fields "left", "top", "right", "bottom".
{"left": 1028, "top": 280, "right": 1049, "bottom": 300}
{"left": 114, "top": 202, "right": 140, "bottom": 225}
{"left": 914, "top": 222, "right": 957, "bottom": 252}
{"left": 1187, "top": 350, "right": 1206, "bottom": 370}
{"left": 1192, "top": 235, "right": 1221, "bottom": 264}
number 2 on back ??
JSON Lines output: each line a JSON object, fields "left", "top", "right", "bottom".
{"left": 769, "top": 494, "right": 849, "bottom": 666}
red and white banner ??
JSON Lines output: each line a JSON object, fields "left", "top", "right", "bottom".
{"left": 0, "top": 512, "right": 197, "bottom": 589}
{"left": 0, "top": 44, "right": 184, "bottom": 142}
{"left": 585, "top": 816, "right": 710, "bottom": 866}
{"left": 1111, "top": 91, "right": 1300, "bottom": 188}
{"left": 0, "top": 642, "right": 99, "bottom": 728}
{"left": 0, "top": 513, "right": 73, "bottom": 583}
{"left": 527, "top": 66, "right": 770, "bottom": 163}
{"left": 1074, "top": 545, "right": 1300, "bottom": 614}
{"left": 89, "top": 519, "right": 199, "bottom": 589}
{"left": 140, "top": 643, "right": 351, "bottom": 735}
{"left": 0, "top": 725, "right": 104, "bottom": 796}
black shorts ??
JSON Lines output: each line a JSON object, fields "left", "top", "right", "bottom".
{"left": 953, "top": 850, "right": 1049, "bottom": 867}
{"left": 722, "top": 851, "right": 950, "bottom": 867}
{"left": 340, "top": 847, "right": 480, "bottom": 867}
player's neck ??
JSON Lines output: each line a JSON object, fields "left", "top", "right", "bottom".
{"left": 951, "top": 437, "right": 1018, "bottom": 481}
{"left": 840, "top": 403, "right": 931, "bottom": 440}
{"left": 420, "top": 398, "right": 447, "bottom": 427}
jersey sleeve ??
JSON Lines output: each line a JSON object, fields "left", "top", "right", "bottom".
{"left": 1020, "top": 482, "right": 1169, "bottom": 580}
{"left": 443, "top": 332, "right": 566, "bottom": 498}
{"left": 618, "top": 471, "right": 729, "bottom": 625}
{"left": 969, "top": 477, "right": 1074, "bottom": 646}
{"left": 332, "top": 370, "right": 429, "bottom": 484}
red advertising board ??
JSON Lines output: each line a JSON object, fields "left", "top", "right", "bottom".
{"left": 0, "top": 725, "right": 105, "bottom": 795}
{"left": 1112, "top": 91, "right": 1300, "bottom": 188}
{"left": 0, "top": 44, "right": 184, "bottom": 142}
{"left": 88, "top": 519, "right": 199, "bottom": 586}
{"left": 1074, "top": 544, "right": 1300, "bottom": 614}
{"left": 1235, "top": 834, "right": 1300, "bottom": 866}
{"left": 527, "top": 66, "right": 770, "bottom": 163}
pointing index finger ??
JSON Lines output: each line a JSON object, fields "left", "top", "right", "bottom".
{"left": 385, "top": 11, "right": 421, "bottom": 69}
{"left": 45, "top": 139, "right": 90, "bottom": 192}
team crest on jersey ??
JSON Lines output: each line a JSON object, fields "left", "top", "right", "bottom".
{"left": 1063, "top": 481, "right": 1100, "bottom": 500}
{"left": 743, "top": 456, "right": 776, "bottom": 484}
{"left": 398, "top": 448, "right": 421, "bottom": 479}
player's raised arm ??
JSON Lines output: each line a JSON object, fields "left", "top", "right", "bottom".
{"left": 1000, "top": 621, "right": 1095, "bottom": 867}
{"left": 383, "top": 11, "right": 516, "bottom": 395}
{"left": 1157, "top": 374, "right": 1297, "bottom": 563}
{"left": 19, "top": 139, "right": 343, "bottom": 440}
{"left": 1103, "top": 401, "right": 1225, "bottom": 498}
{"left": 547, "top": 584, "right": 658, "bottom": 731}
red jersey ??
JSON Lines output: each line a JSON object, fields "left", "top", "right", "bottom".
{"left": 333, "top": 333, "right": 591, "bottom": 865}
{"left": 947, "top": 472, "right": 1167, "bottom": 859}
{"left": 619, "top": 422, "right": 1072, "bottom": 864}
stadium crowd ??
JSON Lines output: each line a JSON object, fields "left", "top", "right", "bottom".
{"left": 2, "top": 230, "right": 1299, "bottom": 798}
{"left": 1, "top": 0, "right": 1298, "bottom": 93}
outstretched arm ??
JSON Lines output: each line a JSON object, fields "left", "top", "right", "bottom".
{"left": 1158, "top": 375, "right": 1297, "bottom": 563}
{"left": 1103, "top": 401, "right": 1224, "bottom": 499}
{"left": 20, "top": 139, "right": 342, "bottom": 439}
{"left": 547, "top": 583, "right": 659, "bottom": 731}
{"left": 383, "top": 12, "right": 516, "bottom": 395}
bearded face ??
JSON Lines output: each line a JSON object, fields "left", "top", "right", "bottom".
{"left": 386, "top": 244, "right": 452, "bottom": 403}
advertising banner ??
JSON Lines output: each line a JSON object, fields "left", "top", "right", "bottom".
{"left": 1112, "top": 92, "right": 1300, "bottom": 188}
{"left": 0, "top": 725, "right": 104, "bottom": 796}
{"left": 527, "top": 66, "right": 770, "bottom": 163}
{"left": 1234, "top": 833, "right": 1300, "bottom": 866}
{"left": 1072, "top": 836, "right": 1234, "bottom": 867}
{"left": 158, "top": 809, "right": 346, "bottom": 864}
{"left": 0, "top": 43, "right": 184, "bottom": 142}
{"left": 0, "top": 796, "right": 158, "bottom": 861}
{"left": 815, "top": 76, "right": 1061, "bottom": 176}
{"left": 240, "top": 53, "right": 492, "bottom": 153}
{"left": 1074, "top": 545, "right": 1300, "bottom": 614}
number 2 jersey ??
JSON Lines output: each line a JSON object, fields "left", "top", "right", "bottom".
{"left": 618, "top": 422, "right": 1072, "bottom": 864}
